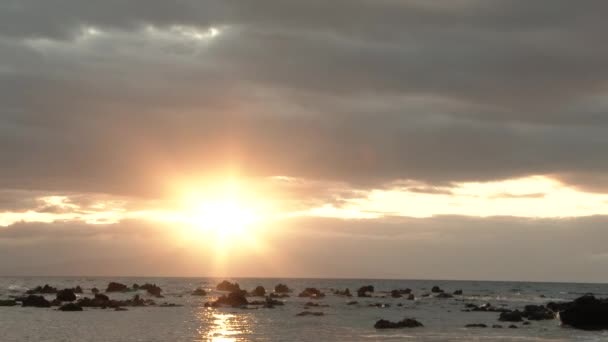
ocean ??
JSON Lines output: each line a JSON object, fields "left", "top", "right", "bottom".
{"left": 1, "top": 277, "right": 608, "bottom": 341}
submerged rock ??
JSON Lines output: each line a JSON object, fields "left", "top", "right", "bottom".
{"left": 390, "top": 290, "right": 402, "bottom": 298}
{"left": 374, "top": 318, "right": 423, "bottom": 329}
{"left": 217, "top": 280, "right": 241, "bottom": 292}
{"left": 0, "top": 299, "right": 17, "bottom": 306}
{"left": 436, "top": 292, "right": 453, "bottom": 299}
{"left": 56, "top": 289, "right": 77, "bottom": 302}
{"left": 558, "top": 295, "right": 608, "bottom": 330}
{"left": 22, "top": 295, "right": 51, "bottom": 308}
{"left": 453, "top": 289, "right": 463, "bottom": 295}
{"left": 298, "top": 288, "right": 325, "bottom": 299}
{"left": 191, "top": 288, "right": 207, "bottom": 296}
{"left": 357, "top": 285, "right": 374, "bottom": 297}
{"left": 464, "top": 303, "right": 509, "bottom": 313}
{"left": 465, "top": 323, "right": 487, "bottom": 328}
{"left": 406, "top": 294, "right": 415, "bottom": 300}
{"left": 106, "top": 282, "right": 128, "bottom": 293}
{"left": 296, "top": 311, "right": 324, "bottom": 317}
{"left": 333, "top": 288, "right": 352, "bottom": 297}
{"left": 59, "top": 303, "right": 83, "bottom": 311}
{"left": 346, "top": 301, "right": 359, "bottom": 305}
{"left": 499, "top": 310, "right": 524, "bottom": 322}
{"left": 91, "top": 288, "right": 100, "bottom": 295}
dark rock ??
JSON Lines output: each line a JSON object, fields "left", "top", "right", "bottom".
{"left": 269, "top": 293, "right": 289, "bottom": 298}
{"left": 523, "top": 304, "right": 554, "bottom": 320}
{"left": 368, "top": 303, "right": 390, "bottom": 308}
{"left": 492, "top": 324, "right": 503, "bottom": 328}
{"left": 374, "top": 318, "right": 423, "bottom": 329}
{"left": 91, "top": 288, "right": 100, "bottom": 294}
{"left": 558, "top": 295, "right": 608, "bottom": 330}
{"left": 296, "top": 311, "right": 324, "bottom": 316}
{"left": 250, "top": 286, "right": 266, "bottom": 297}
{"left": 391, "top": 290, "right": 402, "bottom": 298}
{"left": 159, "top": 303, "right": 183, "bottom": 307}
{"left": 465, "top": 302, "right": 509, "bottom": 313}
{"left": 50, "top": 299, "right": 62, "bottom": 306}
{"left": 522, "top": 321, "right": 531, "bottom": 325}
{"left": 56, "top": 289, "right": 77, "bottom": 302}
{"left": 406, "top": 294, "right": 415, "bottom": 300}
{"left": 72, "top": 286, "right": 83, "bottom": 294}
{"left": 217, "top": 280, "right": 241, "bottom": 292}
{"left": 133, "top": 284, "right": 140, "bottom": 290}
{"left": 22, "top": 295, "right": 51, "bottom": 308}
{"left": 298, "top": 288, "right": 325, "bottom": 299}
{"left": 465, "top": 323, "right": 487, "bottom": 328}
{"left": 333, "top": 288, "right": 352, "bottom": 297}
{"left": 207, "top": 291, "right": 249, "bottom": 308}
{"left": 26, "top": 284, "right": 58, "bottom": 294}
{"left": 304, "top": 301, "right": 329, "bottom": 308}
{"left": 499, "top": 310, "right": 524, "bottom": 322}
{"left": 139, "top": 283, "right": 163, "bottom": 297}
{"left": 346, "top": 301, "right": 358, "bottom": 305}
{"left": 59, "top": 303, "right": 83, "bottom": 311}
{"left": 508, "top": 325, "right": 518, "bottom": 329}
{"left": 436, "top": 292, "right": 453, "bottom": 299}
{"left": 274, "top": 284, "right": 290, "bottom": 293}
{"left": 453, "top": 289, "right": 463, "bottom": 295}
{"left": 421, "top": 293, "right": 431, "bottom": 297}
{"left": 95, "top": 293, "right": 110, "bottom": 302}
{"left": 357, "top": 285, "right": 374, "bottom": 297}
{"left": 431, "top": 286, "right": 443, "bottom": 293}
{"left": 106, "top": 282, "right": 128, "bottom": 292}
{"left": 191, "top": 288, "right": 207, "bottom": 296}
{"left": 0, "top": 299, "right": 17, "bottom": 306}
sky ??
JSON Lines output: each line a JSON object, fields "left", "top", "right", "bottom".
{"left": 1, "top": 0, "right": 608, "bottom": 282}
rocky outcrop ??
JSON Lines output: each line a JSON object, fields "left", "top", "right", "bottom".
{"left": 499, "top": 310, "right": 524, "bottom": 322}
{"left": 217, "top": 280, "right": 241, "bottom": 292}
{"left": 298, "top": 288, "right": 325, "bottom": 299}
{"left": 557, "top": 295, "right": 608, "bottom": 330}
{"left": 374, "top": 318, "right": 423, "bottom": 329}
{"left": 523, "top": 304, "right": 554, "bottom": 320}
{"left": 431, "top": 286, "right": 443, "bottom": 293}
{"left": 21, "top": 295, "right": 51, "bottom": 308}
{"left": 274, "top": 284, "right": 290, "bottom": 293}
{"left": 106, "top": 282, "right": 128, "bottom": 292}
{"left": 26, "top": 284, "right": 58, "bottom": 294}
{"left": 139, "top": 283, "right": 163, "bottom": 297}
{"left": 250, "top": 286, "right": 266, "bottom": 297}
{"left": 453, "top": 289, "right": 463, "bottom": 295}
{"left": 56, "top": 289, "right": 77, "bottom": 302}
{"left": 357, "top": 285, "right": 374, "bottom": 297}
{"left": 390, "top": 290, "right": 402, "bottom": 298}
{"left": 206, "top": 291, "right": 249, "bottom": 308}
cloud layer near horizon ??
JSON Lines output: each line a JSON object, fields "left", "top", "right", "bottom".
{"left": 1, "top": 0, "right": 608, "bottom": 197}
{"left": 2, "top": 215, "right": 608, "bottom": 282}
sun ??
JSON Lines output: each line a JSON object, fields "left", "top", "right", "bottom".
{"left": 188, "top": 198, "right": 259, "bottom": 238}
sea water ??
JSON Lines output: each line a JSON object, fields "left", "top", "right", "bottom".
{"left": 1, "top": 277, "right": 608, "bottom": 341}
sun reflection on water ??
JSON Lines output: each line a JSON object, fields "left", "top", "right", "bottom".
{"left": 198, "top": 309, "right": 252, "bottom": 342}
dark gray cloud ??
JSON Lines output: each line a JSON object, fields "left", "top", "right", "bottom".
{"left": 1, "top": 0, "right": 608, "bottom": 197}
{"left": 3, "top": 215, "right": 608, "bottom": 282}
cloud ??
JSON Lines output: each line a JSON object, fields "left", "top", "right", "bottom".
{"left": 2, "top": 215, "right": 608, "bottom": 282}
{"left": 1, "top": 0, "right": 608, "bottom": 198}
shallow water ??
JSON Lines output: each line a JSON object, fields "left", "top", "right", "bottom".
{"left": 1, "top": 277, "right": 608, "bottom": 341}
